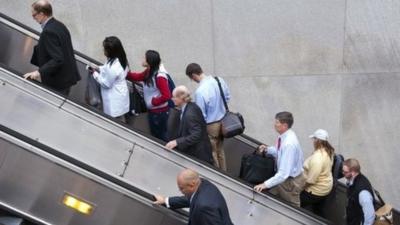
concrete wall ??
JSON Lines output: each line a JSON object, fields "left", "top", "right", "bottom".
{"left": 1, "top": 0, "right": 399, "bottom": 208}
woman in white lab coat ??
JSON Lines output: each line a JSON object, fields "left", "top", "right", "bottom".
{"left": 91, "top": 36, "right": 130, "bottom": 120}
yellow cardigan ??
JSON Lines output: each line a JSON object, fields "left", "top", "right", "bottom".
{"left": 303, "top": 148, "right": 334, "bottom": 196}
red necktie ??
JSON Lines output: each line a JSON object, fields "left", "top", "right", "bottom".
{"left": 277, "top": 137, "right": 281, "bottom": 150}
{"left": 275, "top": 137, "right": 281, "bottom": 170}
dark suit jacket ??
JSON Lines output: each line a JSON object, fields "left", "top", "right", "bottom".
{"left": 176, "top": 102, "right": 213, "bottom": 165}
{"left": 169, "top": 179, "right": 234, "bottom": 225}
{"left": 31, "top": 18, "right": 80, "bottom": 91}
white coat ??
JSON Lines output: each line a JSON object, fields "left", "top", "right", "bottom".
{"left": 93, "top": 58, "right": 129, "bottom": 117}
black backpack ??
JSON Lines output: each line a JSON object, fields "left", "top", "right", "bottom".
{"left": 332, "top": 153, "right": 344, "bottom": 187}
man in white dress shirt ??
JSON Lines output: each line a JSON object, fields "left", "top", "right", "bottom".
{"left": 254, "top": 111, "right": 305, "bottom": 207}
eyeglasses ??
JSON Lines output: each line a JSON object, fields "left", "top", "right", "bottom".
{"left": 342, "top": 170, "right": 350, "bottom": 174}
{"left": 32, "top": 11, "right": 40, "bottom": 18}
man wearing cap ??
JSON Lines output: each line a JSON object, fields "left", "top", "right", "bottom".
{"left": 300, "top": 129, "right": 335, "bottom": 216}
{"left": 254, "top": 111, "right": 305, "bottom": 207}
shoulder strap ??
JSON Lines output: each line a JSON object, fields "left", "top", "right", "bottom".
{"left": 214, "top": 77, "right": 229, "bottom": 112}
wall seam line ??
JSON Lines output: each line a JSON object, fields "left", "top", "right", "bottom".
{"left": 338, "top": 0, "right": 349, "bottom": 154}
{"left": 210, "top": 0, "right": 217, "bottom": 75}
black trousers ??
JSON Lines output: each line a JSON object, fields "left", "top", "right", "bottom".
{"left": 57, "top": 87, "right": 71, "bottom": 96}
{"left": 300, "top": 190, "right": 328, "bottom": 217}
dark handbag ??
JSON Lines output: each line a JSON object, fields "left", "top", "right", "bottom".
{"left": 215, "top": 77, "right": 245, "bottom": 138}
{"left": 239, "top": 151, "right": 276, "bottom": 185}
{"left": 85, "top": 71, "right": 102, "bottom": 107}
{"left": 129, "top": 82, "right": 147, "bottom": 114}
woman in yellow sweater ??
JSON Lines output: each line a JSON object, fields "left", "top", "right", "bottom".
{"left": 301, "top": 129, "right": 334, "bottom": 217}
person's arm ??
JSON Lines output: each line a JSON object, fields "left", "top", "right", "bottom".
{"left": 153, "top": 195, "right": 190, "bottom": 209}
{"left": 152, "top": 74, "right": 171, "bottom": 106}
{"left": 359, "top": 190, "right": 375, "bottom": 225}
{"left": 266, "top": 146, "right": 278, "bottom": 158}
{"left": 167, "top": 196, "right": 190, "bottom": 210}
{"left": 176, "top": 107, "right": 203, "bottom": 150}
{"left": 126, "top": 68, "right": 148, "bottom": 82}
{"left": 194, "top": 93, "right": 207, "bottom": 120}
{"left": 264, "top": 144, "right": 296, "bottom": 188}
{"left": 38, "top": 31, "right": 64, "bottom": 78}
{"left": 93, "top": 64, "right": 123, "bottom": 89}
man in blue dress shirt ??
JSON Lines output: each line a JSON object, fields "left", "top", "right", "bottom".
{"left": 185, "top": 63, "right": 230, "bottom": 171}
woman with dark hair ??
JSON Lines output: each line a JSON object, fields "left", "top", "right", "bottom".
{"left": 91, "top": 36, "right": 130, "bottom": 121}
{"left": 300, "top": 129, "right": 334, "bottom": 217}
{"left": 126, "top": 50, "right": 171, "bottom": 141}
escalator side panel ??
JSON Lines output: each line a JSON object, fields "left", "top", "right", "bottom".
{"left": 0, "top": 72, "right": 134, "bottom": 177}
{"left": 122, "top": 139, "right": 311, "bottom": 225}
{"left": 0, "top": 131, "right": 186, "bottom": 225}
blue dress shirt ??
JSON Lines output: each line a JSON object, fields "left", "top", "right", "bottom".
{"left": 194, "top": 75, "right": 230, "bottom": 124}
{"left": 359, "top": 190, "right": 375, "bottom": 225}
{"left": 347, "top": 177, "right": 375, "bottom": 225}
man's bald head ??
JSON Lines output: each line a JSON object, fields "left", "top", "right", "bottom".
{"left": 178, "top": 169, "right": 200, "bottom": 183}
{"left": 173, "top": 85, "right": 191, "bottom": 102}
{"left": 32, "top": 0, "right": 53, "bottom": 17}
{"left": 176, "top": 169, "right": 201, "bottom": 196}
{"left": 172, "top": 85, "right": 192, "bottom": 107}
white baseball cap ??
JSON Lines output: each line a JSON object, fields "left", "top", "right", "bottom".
{"left": 309, "top": 129, "right": 329, "bottom": 141}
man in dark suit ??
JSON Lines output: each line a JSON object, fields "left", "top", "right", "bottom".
{"left": 154, "top": 169, "right": 234, "bottom": 225}
{"left": 165, "top": 85, "right": 213, "bottom": 165}
{"left": 23, "top": 0, "right": 80, "bottom": 96}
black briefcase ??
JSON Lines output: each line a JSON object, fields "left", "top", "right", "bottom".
{"left": 239, "top": 151, "right": 276, "bottom": 185}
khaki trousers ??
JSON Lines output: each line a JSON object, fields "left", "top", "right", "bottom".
{"left": 207, "top": 122, "right": 227, "bottom": 171}
{"left": 269, "top": 173, "right": 306, "bottom": 207}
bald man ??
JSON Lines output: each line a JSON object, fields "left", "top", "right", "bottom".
{"left": 154, "top": 169, "right": 234, "bottom": 225}
{"left": 24, "top": 0, "right": 80, "bottom": 95}
{"left": 165, "top": 86, "right": 213, "bottom": 165}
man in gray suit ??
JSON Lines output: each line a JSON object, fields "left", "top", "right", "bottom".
{"left": 165, "top": 85, "right": 213, "bottom": 165}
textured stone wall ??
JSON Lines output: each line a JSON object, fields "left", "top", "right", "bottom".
{"left": 1, "top": 0, "right": 399, "bottom": 208}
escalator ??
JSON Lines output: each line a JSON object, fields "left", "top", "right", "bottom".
{"left": 1, "top": 12, "right": 398, "bottom": 225}
{"left": 0, "top": 63, "right": 330, "bottom": 225}
{"left": 0, "top": 12, "right": 331, "bottom": 225}
{"left": 0, "top": 123, "right": 187, "bottom": 225}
